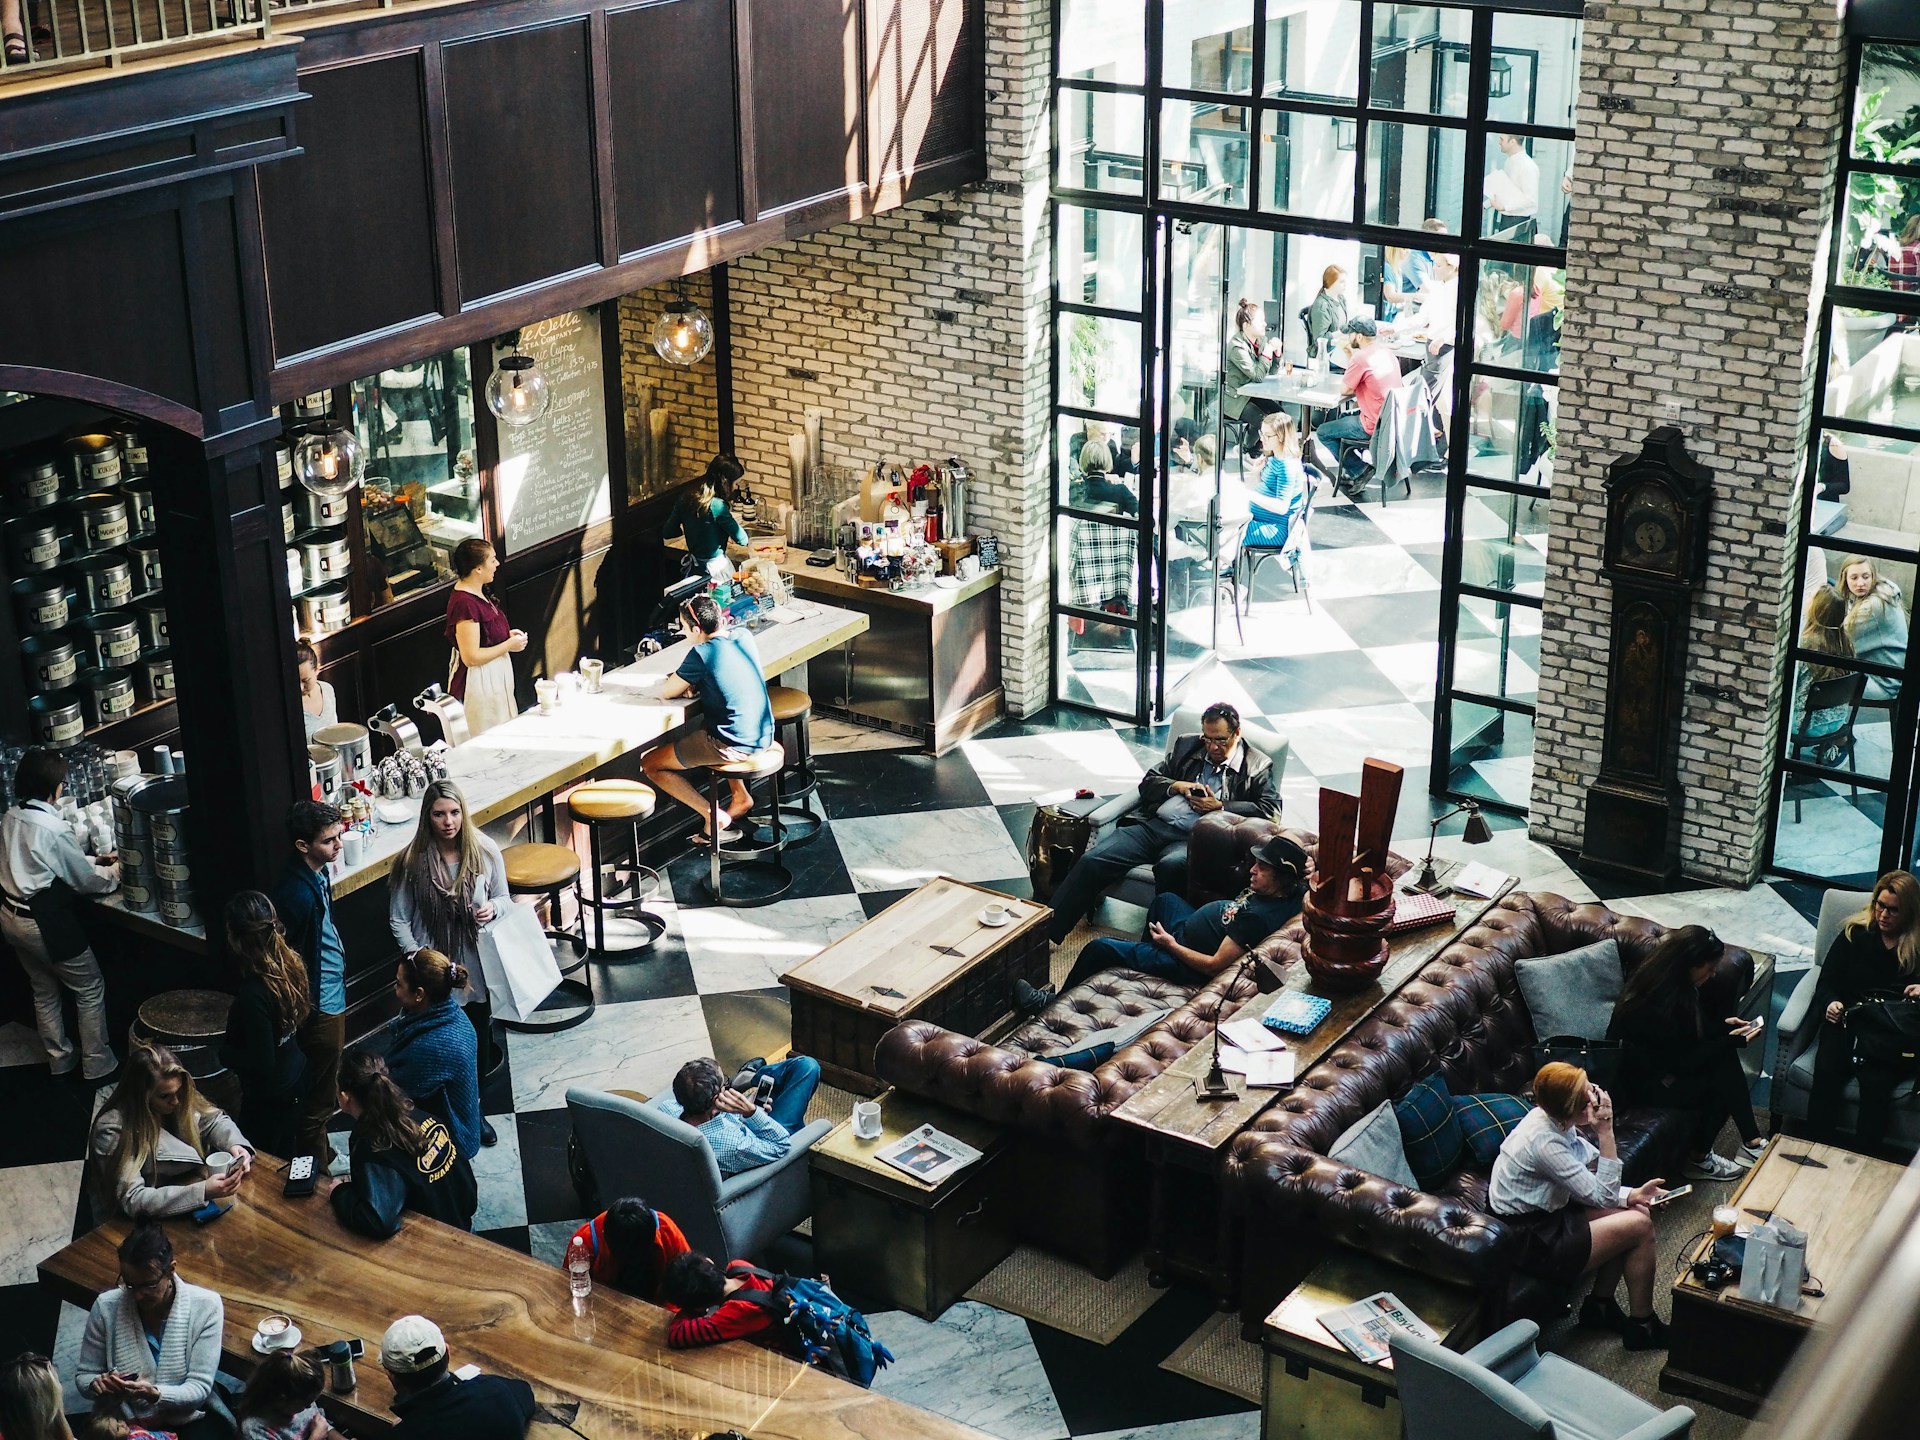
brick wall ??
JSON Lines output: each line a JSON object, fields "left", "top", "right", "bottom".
{"left": 723, "top": 0, "right": 1053, "bottom": 714}
{"left": 1529, "top": 0, "right": 1848, "bottom": 882}
{"left": 615, "top": 274, "right": 721, "bottom": 503}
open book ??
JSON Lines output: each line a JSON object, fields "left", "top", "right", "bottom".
{"left": 1318, "top": 1291, "right": 1440, "bottom": 1366}
{"left": 876, "top": 1124, "right": 983, "bottom": 1185}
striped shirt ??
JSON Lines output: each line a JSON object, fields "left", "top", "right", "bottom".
{"left": 1488, "top": 1108, "right": 1629, "bottom": 1216}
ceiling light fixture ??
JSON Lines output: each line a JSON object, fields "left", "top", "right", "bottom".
{"left": 653, "top": 286, "right": 714, "bottom": 367}
{"left": 294, "top": 426, "right": 361, "bottom": 499}
{"left": 486, "top": 338, "right": 553, "bottom": 428}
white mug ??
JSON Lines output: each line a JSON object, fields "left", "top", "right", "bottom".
{"left": 982, "top": 902, "right": 1009, "bottom": 925}
{"left": 205, "top": 1151, "right": 235, "bottom": 1178}
{"left": 254, "top": 1313, "right": 294, "bottom": 1349}
{"left": 852, "top": 1101, "right": 883, "bottom": 1140}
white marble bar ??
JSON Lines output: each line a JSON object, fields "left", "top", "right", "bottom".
{"left": 89, "top": 598, "right": 868, "bottom": 940}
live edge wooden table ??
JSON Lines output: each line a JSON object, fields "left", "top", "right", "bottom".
{"left": 1109, "top": 877, "right": 1517, "bottom": 1307}
{"left": 782, "top": 876, "right": 1050, "bottom": 1094}
{"left": 38, "top": 1168, "right": 989, "bottom": 1440}
{"left": 1661, "top": 1137, "right": 1906, "bottom": 1417}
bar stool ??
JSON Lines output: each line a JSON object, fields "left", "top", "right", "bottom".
{"left": 498, "top": 841, "right": 595, "bottom": 1033}
{"left": 700, "top": 744, "right": 792, "bottom": 907}
{"left": 751, "top": 685, "right": 822, "bottom": 845}
{"left": 567, "top": 779, "right": 668, "bottom": 955}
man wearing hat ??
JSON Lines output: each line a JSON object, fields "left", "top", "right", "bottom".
{"left": 1029, "top": 833, "right": 1310, "bottom": 1004}
{"left": 380, "top": 1315, "right": 535, "bottom": 1440}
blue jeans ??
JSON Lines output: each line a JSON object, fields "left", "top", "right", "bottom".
{"left": 1046, "top": 815, "right": 1191, "bottom": 943}
{"left": 763, "top": 1056, "right": 821, "bottom": 1133}
{"left": 1063, "top": 892, "right": 1209, "bottom": 991}
{"left": 1315, "top": 409, "right": 1370, "bottom": 455}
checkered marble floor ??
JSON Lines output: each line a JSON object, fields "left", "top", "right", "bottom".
{"left": 0, "top": 669, "right": 1817, "bottom": 1439}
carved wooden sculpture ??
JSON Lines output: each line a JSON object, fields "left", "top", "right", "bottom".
{"left": 1301, "top": 758, "right": 1404, "bottom": 990}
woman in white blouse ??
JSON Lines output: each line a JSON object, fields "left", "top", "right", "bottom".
{"left": 296, "top": 643, "right": 337, "bottom": 742}
{"left": 1489, "top": 1061, "right": 1668, "bottom": 1349}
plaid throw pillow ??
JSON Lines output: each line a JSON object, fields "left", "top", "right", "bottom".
{"left": 1451, "top": 1092, "right": 1530, "bottom": 1168}
{"left": 1392, "top": 1072, "right": 1467, "bottom": 1190}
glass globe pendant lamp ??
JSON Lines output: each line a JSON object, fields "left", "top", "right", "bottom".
{"left": 295, "top": 426, "right": 361, "bottom": 499}
{"left": 486, "top": 349, "right": 552, "bottom": 428}
{"left": 653, "top": 296, "right": 714, "bottom": 367}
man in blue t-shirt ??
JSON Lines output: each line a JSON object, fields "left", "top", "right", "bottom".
{"left": 643, "top": 593, "right": 776, "bottom": 839}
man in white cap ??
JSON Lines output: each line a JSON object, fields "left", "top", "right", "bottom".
{"left": 380, "top": 1314, "right": 535, "bottom": 1440}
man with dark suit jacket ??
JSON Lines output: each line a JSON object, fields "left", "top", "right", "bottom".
{"left": 1043, "top": 702, "right": 1279, "bottom": 947}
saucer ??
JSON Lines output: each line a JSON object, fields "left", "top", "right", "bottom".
{"left": 251, "top": 1325, "right": 301, "bottom": 1355}
{"left": 978, "top": 907, "right": 1012, "bottom": 927}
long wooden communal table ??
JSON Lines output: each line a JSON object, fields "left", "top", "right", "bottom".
{"left": 1109, "top": 878, "right": 1517, "bottom": 1305}
{"left": 38, "top": 1176, "right": 986, "bottom": 1440}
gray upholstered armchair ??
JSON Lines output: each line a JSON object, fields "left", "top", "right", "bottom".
{"left": 1391, "top": 1321, "right": 1694, "bottom": 1440}
{"left": 565, "top": 1086, "right": 831, "bottom": 1263}
{"left": 1773, "top": 887, "right": 1920, "bottom": 1149}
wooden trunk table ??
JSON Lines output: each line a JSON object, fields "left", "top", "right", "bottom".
{"left": 1261, "top": 1249, "right": 1482, "bottom": 1440}
{"left": 1661, "top": 1137, "right": 1905, "bottom": 1417}
{"left": 781, "top": 877, "right": 1050, "bottom": 1093}
{"left": 1110, "top": 877, "right": 1516, "bottom": 1306}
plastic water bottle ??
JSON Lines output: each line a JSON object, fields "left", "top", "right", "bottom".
{"left": 566, "top": 1236, "right": 592, "bottom": 1307}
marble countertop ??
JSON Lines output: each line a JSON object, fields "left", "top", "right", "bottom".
{"left": 92, "top": 598, "right": 868, "bottom": 939}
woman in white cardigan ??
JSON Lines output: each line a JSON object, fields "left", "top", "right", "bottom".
{"left": 89, "top": 1042, "right": 253, "bottom": 1220}
{"left": 76, "top": 1222, "right": 225, "bottom": 1440}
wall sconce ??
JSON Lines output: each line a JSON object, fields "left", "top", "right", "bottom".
{"left": 653, "top": 286, "right": 714, "bottom": 367}
{"left": 1489, "top": 56, "right": 1514, "bottom": 99}
{"left": 1334, "top": 117, "right": 1358, "bottom": 153}
{"left": 486, "top": 338, "right": 552, "bottom": 428}
{"left": 294, "top": 426, "right": 360, "bottom": 499}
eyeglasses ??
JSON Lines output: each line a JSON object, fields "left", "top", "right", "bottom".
{"left": 122, "top": 1271, "right": 171, "bottom": 1295}
{"left": 1874, "top": 900, "right": 1900, "bottom": 914}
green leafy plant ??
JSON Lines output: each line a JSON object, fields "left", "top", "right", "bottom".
{"left": 1841, "top": 87, "right": 1920, "bottom": 304}
{"left": 1067, "top": 312, "right": 1109, "bottom": 409}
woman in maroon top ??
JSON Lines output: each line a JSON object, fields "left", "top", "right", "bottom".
{"left": 444, "top": 539, "right": 525, "bottom": 736}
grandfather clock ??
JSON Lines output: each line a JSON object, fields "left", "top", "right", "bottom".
{"left": 1579, "top": 427, "right": 1713, "bottom": 882}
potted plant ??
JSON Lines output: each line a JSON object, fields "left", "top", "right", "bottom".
{"left": 1837, "top": 86, "right": 1920, "bottom": 361}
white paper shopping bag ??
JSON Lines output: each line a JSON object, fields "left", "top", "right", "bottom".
{"left": 477, "top": 901, "right": 564, "bottom": 1022}
{"left": 1738, "top": 1218, "right": 1808, "bottom": 1310}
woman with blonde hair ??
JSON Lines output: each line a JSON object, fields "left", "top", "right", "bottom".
{"left": 1808, "top": 870, "right": 1920, "bottom": 1152}
{"left": 1243, "top": 410, "right": 1308, "bottom": 553}
{"left": 89, "top": 1043, "right": 252, "bottom": 1219}
{"left": 1794, "top": 583, "right": 1856, "bottom": 761}
{"left": 0, "top": 1353, "right": 74, "bottom": 1440}
{"left": 389, "top": 778, "right": 510, "bottom": 1096}
{"left": 1489, "top": 1062, "right": 1669, "bottom": 1349}
{"left": 1837, "top": 553, "right": 1908, "bottom": 701}
{"left": 383, "top": 948, "right": 484, "bottom": 1159}
{"left": 218, "top": 892, "right": 311, "bottom": 1158}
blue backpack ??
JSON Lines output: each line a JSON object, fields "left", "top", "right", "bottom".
{"left": 735, "top": 1266, "right": 894, "bottom": 1387}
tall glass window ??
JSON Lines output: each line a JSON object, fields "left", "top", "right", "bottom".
{"left": 1768, "top": 38, "right": 1920, "bottom": 886}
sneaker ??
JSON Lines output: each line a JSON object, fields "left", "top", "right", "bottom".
{"left": 1621, "top": 1313, "right": 1670, "bottom": 1351}
{"left": 731, "top": 1058, "right": 769, "bottom": 1092}
{"left": 1684, "top": 1151, "right": 1744, "bottom": 1181}
{"left": 1734, "top": 1140, "right": 1766, "bottom": 1169}
{"left": 1011, "top": 980, "right": 1055, "bottom": 1020}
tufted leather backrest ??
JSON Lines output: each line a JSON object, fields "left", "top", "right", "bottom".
{"left": 1235, "top": 890, "right": 1756, "bottom": 1159}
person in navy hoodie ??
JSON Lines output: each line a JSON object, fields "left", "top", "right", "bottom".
{"left": 271, "top": 800, "right": 348, "bottom": 1169}
{"left": 382, "top": 948, "right": 485, "bottom": 1159}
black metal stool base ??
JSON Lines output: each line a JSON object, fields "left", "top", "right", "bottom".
{"left": 583, "top": 861, "right": 667, "bottom": 958}
{"left": 699, "top": 861, "right": 793, "bottom": 907}
{"left": 704, "top": 753, "right": 793, "bottom": 907}
{"left": 497, "top": 977, "right": 596, "bottom": 1034}
{"left": 750, "top": 804, "right": 822, "bottom": 846}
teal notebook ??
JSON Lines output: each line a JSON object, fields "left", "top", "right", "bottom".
{"left": 1262, "top": 991, "right": 1333, "bottom": 1037}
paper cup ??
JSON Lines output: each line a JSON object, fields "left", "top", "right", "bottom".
{"left": 579, "top": 659, "right": 604, "bottom": 694}
{"left": 852, "top": 1101, "right": 883, "bottom": 1140}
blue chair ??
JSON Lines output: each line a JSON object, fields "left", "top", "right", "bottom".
{"left": 1391, "top": 1321, "right": 1695, "bottom": 1440}
{"left": 1237, "top": 472, "right": 1318, "bottom": 616}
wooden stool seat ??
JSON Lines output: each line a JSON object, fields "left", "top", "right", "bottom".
{"left": 568, "top": 780, "right": 657, "bottom": 823}
{"left": 504, "top": 841, "right": 583, "bottom": 891}
{"left": 709, "top": 744, "right": 785, "bottom": 780}
{"left": 768, "top": 685, "right": 812, "bottom": 724}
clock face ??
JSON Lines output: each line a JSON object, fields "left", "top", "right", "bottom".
{"left": 1615, "top": 483, "right": 1682, "bottom": 574}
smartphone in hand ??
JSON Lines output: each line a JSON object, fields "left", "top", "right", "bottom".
{"left": 1650, "top": 1183, "right": 1694, "bottom": 1207}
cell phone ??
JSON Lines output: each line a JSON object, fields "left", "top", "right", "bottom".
{"left": 284, "top": 1154, "right": 318, "bottom": 1199}
{"left": 347, "top": 1339, "right": 364, "bottom": 1359}
{"left": 754, "top": 1073, "right": 777, "bottom": 1104}
{"left": 453, "top": 1364, "right": 481, "bottom": 1382}
{"left": 1651, "top": 1184, "right": 1693, "bottom": 1207}
{"left": 191, "top": 1200, "right": 231, "bottom": 1224}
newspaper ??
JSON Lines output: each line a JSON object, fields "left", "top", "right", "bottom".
{"left": 876, "top": 1123, "right": 983, "bottom": 1185}
{"left": 1317, "top": 1291, "right": 1440, "bottom": 1366}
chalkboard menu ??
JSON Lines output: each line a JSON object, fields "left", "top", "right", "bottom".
{"left": 495, "top": 307, "right": 612, "bottom": 555}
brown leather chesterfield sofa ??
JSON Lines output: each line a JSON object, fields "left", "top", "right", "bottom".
{"left": 1222, "top": 890, "right": 1756, "bottom": 1332}
{"left": 872, "top": 811, "right": 1309, "bottom": 1275}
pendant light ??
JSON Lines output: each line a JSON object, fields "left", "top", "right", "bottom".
{"left": 486, "top": 340, "right": 552, "bottom": 428}
{"left": 295, "top": 426, "right": 361, "bottom": 499}
{"left": 652, "top": 286, "right": 714, "bottom": 367}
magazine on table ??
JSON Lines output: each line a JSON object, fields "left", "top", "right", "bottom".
{"left": 876, "top": 1124, "right": 983, "bottom": 1184}
{"left": 1449, "top": 861, "right": 1507, "bottom": 900}
{"left": 1318, "top": 1291, "right": 1440, "bottom": 1366}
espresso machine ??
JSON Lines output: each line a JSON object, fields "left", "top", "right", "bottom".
{"left": 412, "top": 683, "right": 471, "bottom": 748}
{"left": 369, "top": 702, "right": 426, "bottom": 760}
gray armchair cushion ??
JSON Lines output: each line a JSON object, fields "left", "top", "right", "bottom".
{"left": 1328, "top": 1097, "right": 1420, "bottom": 1190}
{"left": 1514, "top": 938, "right": 1623, "bottom": 1040}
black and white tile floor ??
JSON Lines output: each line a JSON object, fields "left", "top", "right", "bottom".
{"left": 0, "top": 619, "right": 1825, "bottom": 1440}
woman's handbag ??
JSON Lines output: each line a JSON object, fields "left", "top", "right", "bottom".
{"left": 1849, "top": 990, "right": 1920, "bottom": 1070}
{"left": 476, "top": 901, "right": 564, "bottom": 1023}
{"left": 1529, "top": 1035, "right": 1624, "bottom": 1088}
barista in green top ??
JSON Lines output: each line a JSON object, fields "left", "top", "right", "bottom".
{"left": 664, "top": 456, "right": 750, "bottom": 580}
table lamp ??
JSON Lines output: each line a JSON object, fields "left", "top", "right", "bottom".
{"left": 1409, "top": 800, "right": 1493, "bottom": 894}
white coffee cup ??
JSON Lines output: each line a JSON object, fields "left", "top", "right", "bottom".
{"left": 852, "top": 1101, "right": 883, "bottom": 1140}
{"left": 982, "top": 902, "right": 1009, "bottom": 925}
{"left": 536, "top": 679, "right": 559, "bottom": 713}
{"left": 255, "top": 1313, "right": 293, "bottom": 1349}
{"left": 205, "top": 1151, "right": 234, "bottom": 1178}
{"left": 579, "top": 659, "right": 604, "bottom": 694}
{"left": 341, "top": 829, "right": 364, "bottom": 867}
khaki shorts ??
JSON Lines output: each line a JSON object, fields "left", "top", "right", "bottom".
{"left": 668, "top": 729, "right": 759, "bottom": 768}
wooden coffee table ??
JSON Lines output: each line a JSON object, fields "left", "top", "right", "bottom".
{"left": 1111, "top": 877, "right": 1516, "bottom": 1303}
{"left": 1662, "top": 1137, "right": 1905, "bottom": 1416}
{"left": 781, "top": 876, "right": 1050, "bottom": 1093}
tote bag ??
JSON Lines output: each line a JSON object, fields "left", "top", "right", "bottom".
{"left": 476, "top": 901, "right": 564, "bottom": 1023}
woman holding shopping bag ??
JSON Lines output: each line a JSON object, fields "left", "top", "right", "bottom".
{"left": 389, "top": 781, "right": 508, "bottom": 1143}
{"left": 445, "top": 538, "right": 526, "bottom": 736}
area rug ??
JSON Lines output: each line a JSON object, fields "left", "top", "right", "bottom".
{"left": 965, "top": 1248, "right": 1162, "bottom": 1346}
{"left": 1160, "top": 1312, "right": 1262, "bottom": 1404}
